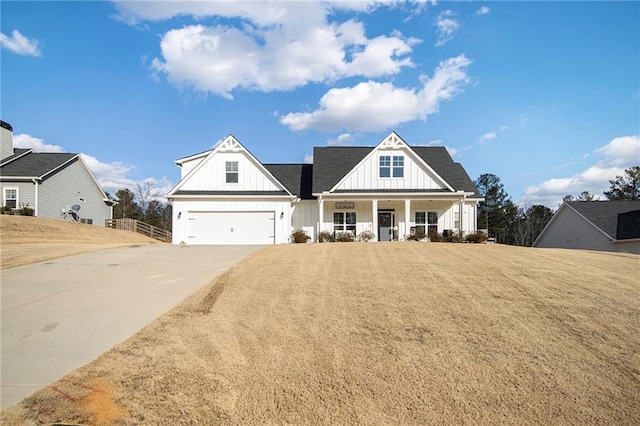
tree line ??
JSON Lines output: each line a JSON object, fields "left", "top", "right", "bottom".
{"left": 475, "top": 166, "right": 639, "bottom": 247}
{"left": 107, "top": 182, "right": 172, "bottom": 231}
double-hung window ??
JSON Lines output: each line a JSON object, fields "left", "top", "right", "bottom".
{"left": 379, "top": 155, "right": 404, "bottom": 178}
{"left": 334, "top": 212, "right": 356, "bottom": 235}
{"left": 4, "top": 188, "right": 17, "bottom": 209}
{"left": 225, "top": 161, "right": 238, "bottom": 183}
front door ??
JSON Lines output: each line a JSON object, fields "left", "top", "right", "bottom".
{"left": 378, "top": 212, "right": 393, "bottom": 242}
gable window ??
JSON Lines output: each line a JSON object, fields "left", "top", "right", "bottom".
{"left": 225, "top": 161, "right": 238, "bottom": 183}
{"left": 379, "top": 155, "right": 404, "bottom": 178}
{"left": 4, "top": 188, "right": 17, "bottom": 209}
{"left": 379, "top": 156, "right": 391, "bottom": 177}
{"left": 392, "top": 155, "right": 404, "bottom": 177}
{"left": 334, "top": 212, "right": 356, "bottom": 235}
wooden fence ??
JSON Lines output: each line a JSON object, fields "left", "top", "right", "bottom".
{"left": 105, "top": 218, "right": 172, "bottom": 243}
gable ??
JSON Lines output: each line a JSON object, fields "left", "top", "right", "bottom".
{"left": 315, "top": 132, "right": 465, "bottom": 194}
{"left": 168, "top": 135, "right": 291, "bottom": 196}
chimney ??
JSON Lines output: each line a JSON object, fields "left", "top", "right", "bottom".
{"left": 1, "top": 120, "right": 14, "bottom": 160}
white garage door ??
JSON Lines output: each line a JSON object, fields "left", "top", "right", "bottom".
{"left": 188, "top": 211, "right": 275, "bottom": 245}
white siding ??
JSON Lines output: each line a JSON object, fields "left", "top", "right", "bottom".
{"left": 292, "top": 200, "right": 318, "bottom": 242}
{"left": 334, "top": 148, "right": 448, "bottom": 191}
{"left": 535, "top": 207, "right": 613, "bottom": 252}
{"left": 38, "top": 160, "right": 111, "bottom": 225}
{"left": 172, "top": 199, "right": 292, "bottom": 244}
{"left": 180, "top": 151, "right": 283, "bottom": 192}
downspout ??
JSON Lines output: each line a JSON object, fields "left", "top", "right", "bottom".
{"left": 32, "top": 178, "right": 39, "bottom": 216}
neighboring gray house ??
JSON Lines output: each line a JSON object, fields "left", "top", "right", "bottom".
{"left": 533, "top": 201, "right": 640, "bottom": 254}
{"left": 168, "top": 132, "right": 482, "bottom": 244}
{"left": 0, "top": 120, "right": 114, "bottom": 225}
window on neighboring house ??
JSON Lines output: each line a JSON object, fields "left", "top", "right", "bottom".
{"left": 380, "top": 155, "right": 404, "bottom": 178}
{"left": 226, "top": 161, "right": 238, "bottom": 183}
{"left": 427, "top": 211, "right": 438, "bottom": 237}
{"left": 334, "top": 212, "right": 356, "bottom": 235}
{"left": 4, "top": 188, "right": 17, "bottom": 209}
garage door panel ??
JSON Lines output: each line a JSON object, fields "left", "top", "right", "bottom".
{"left": 188, "top": 211, "right": 275, "bottom": 245}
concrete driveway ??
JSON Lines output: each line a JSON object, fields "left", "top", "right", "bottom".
{"left": 0, "top": 244, "right": 262, "bottom": 409}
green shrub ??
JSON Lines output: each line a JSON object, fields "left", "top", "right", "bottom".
{"left": 1, "top": 205, "right": 12, "bottom": 215}
{"left": 318, "top": 231, "right": 334, "bottom": 243}
{"left": 290, "top": 229, "right": 311, "bottom": 244}
{"left": 356, "top": 230, "right": 376, "bottom": 242}
{"left": 18, "top": 203, "right": 34, "bottom": 216}
{"left": 465, "top": 231, "right": 488, "bottom": 243}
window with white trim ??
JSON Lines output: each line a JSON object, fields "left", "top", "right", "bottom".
{"left": 225, "top": 161, "right": 238, "bottom": 183}
{"left": 334, "top": 212, "right": 356, "bottom": 235}
{"left": 379, "top": 155, "right": 404, "bottom": 178}
{"left": 427, "top": 211, "right": 438, "bottom": 236}
{"left": 4, "top": 188, "right": 17, "bottom": 209}
{"left": 415, "top": 211, "right": 426, "bottom": 235}
{"left": 454, "top": 210, "right": 460, "bottom": 230}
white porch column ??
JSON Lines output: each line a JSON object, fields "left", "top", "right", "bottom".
{"left": 404, "top": 199, "right": 411, "bottom": 238}
{"left": 372, "top": 199, "right": 378, "bottom": 241}
{"left": 318, "top": 197, "right": 324, "bottom": 237}
{"left": 459, "top": 198, "right": 465, "bottom": 234}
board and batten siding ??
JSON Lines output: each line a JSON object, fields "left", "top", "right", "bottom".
{"left": 334, "top": 148, "right": 448, "bottom": 192}
{"left": 172, "top": 199, "right": 292, "bottom": 245}
{"left": 37, "top": 159, "right": 111, "bottom": 225}
{"left": 291, "top": 200, "right": 318, "bottom": 242}
{"left": 535, "top": 207, "right": 613, "bottom": 252}
{"left": 180, "top": 152, "right": 283, "bottom": 192}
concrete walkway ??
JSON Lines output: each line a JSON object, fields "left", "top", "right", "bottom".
{"left": 0, "top": 244, "right": 262, "bottom": 409}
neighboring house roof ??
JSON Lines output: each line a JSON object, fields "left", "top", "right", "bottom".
{"left": 617, "top": 210, "right": 640, "bottom": 240}
{"left": 311, "top": 145, "right": 481, "bottom": 196}
{"left": 0, "top": 148, "right": 33, "bottom": 166}
{"left": 567, "top": 201, "right": 640, "bottom": 240}
{"left": 0, "top": 152, "right": 78, "bottom": 180}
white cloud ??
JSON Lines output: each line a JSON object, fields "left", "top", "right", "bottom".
{"left": 304, "top": 154, "right": 314, "bottom": 164}
{"left": 480, "top": 132, "right": 497, "bottom": 141}
{"left": 280, "top": 54, "right": 471, "bottom": 132}
{"left": 13, "top": 134, "right": 64, "bottom": 152}
{"left": 500, "top": 125, "right": 509, "bottom": 131}
{"left": 476, "top": 6, "right": 490, "bottom": 16}
{"left": 122, "top": 1, "right": 418, "bottom": 98}
{"left": 434, "top": 10, "right": 460, "bottom": 47}
{"left": 80, "top": 153, "right": 136, "bottom": 192}
{"left": 0, "top": 30, "right": 42, "bottom": 57}
{"left": 327, "top": 133, "right": 355, "bottom": 146}
{"left": 523, "top": 135, "right": 640, "bottom": 207}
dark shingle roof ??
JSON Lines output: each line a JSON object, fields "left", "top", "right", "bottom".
{"left": 311, "top": 145, "right": 481, "bottom": 196}
{"left": 568, "top": 201, "right": 640, "bottom": 240}
{"left": 0, "top": 152, "right": 78, "bottom": 179}
{"left": 1, "top": 148, "right": 32, "bottom": 165}
{"left": 264, "top": 164, "right": 315, "bottom": 199}
{"left": 312, "top": 146, "right": 372, "bottom": 193}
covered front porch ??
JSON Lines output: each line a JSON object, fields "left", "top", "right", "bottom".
{"left": 316, "top": 193, "right": 478, "bottom": 242}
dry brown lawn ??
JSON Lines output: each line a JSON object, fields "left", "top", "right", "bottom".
{"left": 2, "top": 240, "right": 639, "bottom": 425}
{"left": 0, "top": 215, "right": 161, "bottom": 269}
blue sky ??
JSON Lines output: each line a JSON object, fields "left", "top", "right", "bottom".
{"left": 2, "top": 1, "right": 638, "bottom": 207}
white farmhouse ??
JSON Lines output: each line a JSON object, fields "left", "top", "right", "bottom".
{"left": 167, "top": 132, "right": 483, "bottom": 244}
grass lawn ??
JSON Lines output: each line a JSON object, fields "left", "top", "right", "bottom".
{"left": 2, "top": 243, "right": 639, "bottom": 425}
